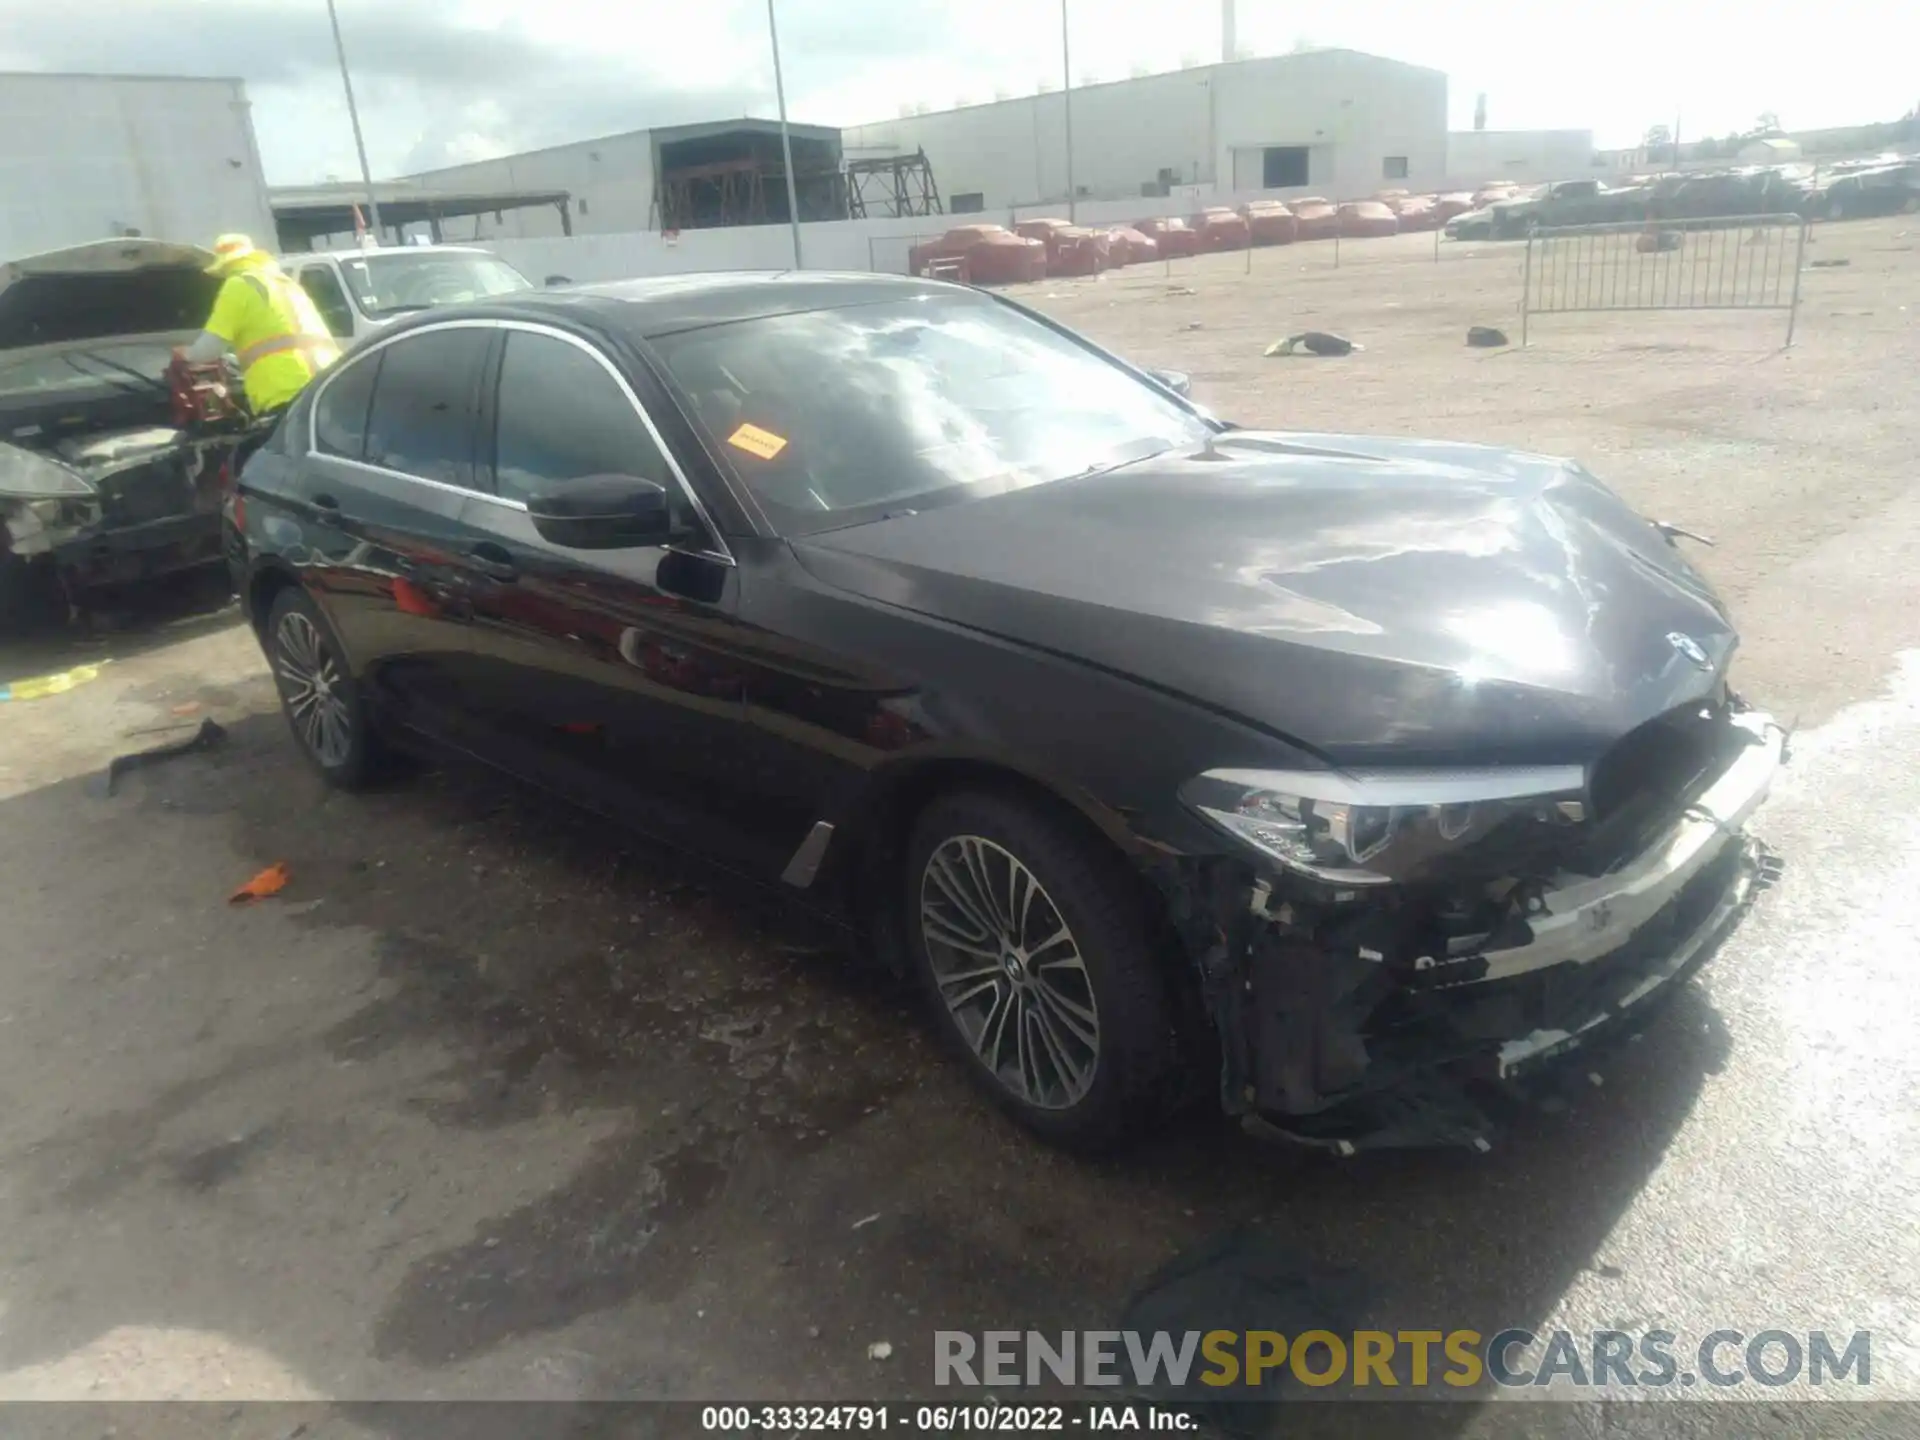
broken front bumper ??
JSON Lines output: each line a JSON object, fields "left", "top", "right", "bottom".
{"left": 1228, "top": 713, "right": 1787, "bottom": 1151}
{"left": 1487, "top": 714, "right": 1783, "bottom": 1073}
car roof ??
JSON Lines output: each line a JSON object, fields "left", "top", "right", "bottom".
{"left": 376, "top": 269, "right": 975, "bottom": 343}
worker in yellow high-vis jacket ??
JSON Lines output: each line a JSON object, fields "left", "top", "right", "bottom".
{"left": 182, "top": 234, "right": 340, "bottom": 419}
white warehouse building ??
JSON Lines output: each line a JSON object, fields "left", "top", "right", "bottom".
{"left": 841, "top": 48, "right": 1448, "bottom": 216}
{"left": 0, "top": 73, "right": 274, "bottom": 257}
{"left": 391, "top": 119, "right": 850, "bottom": 243}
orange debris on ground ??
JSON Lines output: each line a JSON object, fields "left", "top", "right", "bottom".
{"left": 229, "top": 862, "right": 291, "bottom": 904}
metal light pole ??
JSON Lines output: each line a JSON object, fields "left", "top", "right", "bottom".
{"left": 1060, "top": 0, "right": 1076, "bottom": 221}
{"left": 767, "top": 0, "right": 804, "bottom": 268}
{"left": 324, "top": 0, "right": 383, "bottom": 240}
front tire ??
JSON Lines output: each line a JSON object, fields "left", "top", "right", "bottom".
{"left": 266, "top": 587, "right": 377, "bottom": 788}
{"left": 905, "top": 790, "right": 1176, "bottom": 1150}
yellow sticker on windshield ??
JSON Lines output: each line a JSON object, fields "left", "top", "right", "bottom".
{"left": 727, "top": 422, "right": 789, "bottom": 460}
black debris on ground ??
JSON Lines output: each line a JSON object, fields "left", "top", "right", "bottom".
{"left": 96, "top": 717, "right": 228, "bottom": 798}
{"left": 1264, "top": 332, "right": 1357, "bottom": 357}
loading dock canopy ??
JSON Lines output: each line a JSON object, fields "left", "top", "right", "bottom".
{"left": 270, "top": 181, "right": 572, "bottom": 250}
{"left": 653, "top": 119, "right": 845, "bottom": 228}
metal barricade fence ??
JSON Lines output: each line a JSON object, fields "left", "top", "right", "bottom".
{"left": 1520, "top": 213, "right": 1808, "bottom": 346}
{"left": 1234, "top": 213, "right": 1467, "bottom": 272}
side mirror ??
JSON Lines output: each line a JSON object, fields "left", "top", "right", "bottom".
{"left": 1147, "top": 367, "right": 1192, "bottom": 398}
{"left": 545, "top": 274, "right": 573, "bottom": 288}
{"left": 527, "top": 474, "right": 677, "bottom": 549}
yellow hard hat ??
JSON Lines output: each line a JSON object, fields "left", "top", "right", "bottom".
{"left": 205, "top": 233, "right": 264, "bottom": 275}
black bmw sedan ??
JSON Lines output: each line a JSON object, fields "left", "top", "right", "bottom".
{"left": 227, "top": 271, "right": 1784, "bottom": 1151}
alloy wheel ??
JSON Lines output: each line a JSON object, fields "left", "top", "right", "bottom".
{"left": 918, "top": 835, "right": 1101, "bottom": 1110}
{"left": 274, "top": 610, "right": 354, "bottom": 768}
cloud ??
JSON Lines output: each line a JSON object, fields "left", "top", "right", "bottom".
{"left": 0, "top": 0, "right": 964, "bottom": 182}
{"left": 6, "top": 0, "right": 510, "bottom": 89}
{"left": 7, "top": 0, "right": 1908, "bottom": 181}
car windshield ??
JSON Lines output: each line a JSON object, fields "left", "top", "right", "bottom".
{"left": 338, "top": 252, "right": 532, "bottom": 317}
{"left": 0, "top": 340, "right": 177, "bottom": 398}
{"left": 654, "top": 295, "right": 1211, "bottom": 536}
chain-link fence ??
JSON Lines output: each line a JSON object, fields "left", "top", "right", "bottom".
{"left": 1520, "top": 214, "right": 1809, "bottom": 345}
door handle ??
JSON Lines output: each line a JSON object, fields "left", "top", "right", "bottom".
{"left": 310, "top": 492, "right": 341, "bottom": 512}
{"left": 466, "top": 542, "right": 518, "bottom": 582}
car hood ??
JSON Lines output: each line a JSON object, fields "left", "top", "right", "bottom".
{"left": 791, "top": 431, "right": 1736, "bottom": 767}
{"left": 0, "top": 239, "right": 219, "bottom": 352}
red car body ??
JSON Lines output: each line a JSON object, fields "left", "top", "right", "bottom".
{"left": 1135, "top": 216, "right": 1201, "bottom": 257}
{"left": 1015, "top": 219, "right": 1112, "bottom": 277}
{"left": 1239, "top": 201, "right": 1298, "bottom": 245}
{"left": 1105, "top": 226, "right": 1159, "bottom": 263}
{"left": 1289, "top": 197, "right": 1340, "bottom": 241}
{"left": 908, "top": 225, "right": 1047, "bottom": 285}
{"left": 1387, "top": 195, "right": 1440, "bottom": 231}
{"left": 1337, "top": 201, "right": 1400, "bottom": 238}
{"left": 1188, "top": 208, "right": 1252, "bottom": 251}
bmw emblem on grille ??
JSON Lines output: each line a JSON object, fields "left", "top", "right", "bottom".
{"left": 1667, "top": 632, "right": 1712, "bottom": 670}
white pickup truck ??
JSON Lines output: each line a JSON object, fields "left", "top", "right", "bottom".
{"left": 279, "top": 244, "right": 539, "bottom": 343}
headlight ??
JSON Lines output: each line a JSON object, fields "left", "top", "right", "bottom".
{"left": 0, "top": 443, "right": 96, "bottom": 501}
{"left": 1182, "top": 766, "right": 1585, "bottom": 886}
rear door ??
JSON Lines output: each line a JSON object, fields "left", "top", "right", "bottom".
{"left": 442, "top": 324, "right": 789, "bottom": 874}
{"left": 292, "top": 323, "right": 498, "bottom": 720}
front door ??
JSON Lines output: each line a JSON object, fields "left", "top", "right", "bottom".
{"left": 444, "top": 325, "right": 790, "bottom": 877}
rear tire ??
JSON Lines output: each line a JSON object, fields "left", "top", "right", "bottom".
{"left": 904, "top": 789, "right": 1176, "bottom": 1150}
{"left": 266, "top": 587, "right": 378, "bottom": 789}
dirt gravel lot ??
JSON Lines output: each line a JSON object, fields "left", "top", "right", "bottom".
{"left": 0, "top": 216, "right": 1916, "bottom": 1434}
{"left": 1035, "top": 216, "right": 1920, "bottom": 727}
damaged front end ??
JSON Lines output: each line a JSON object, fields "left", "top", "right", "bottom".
{"left": 0, "top": 240, "right": 233, "bottom": 615}
{"left": 1169, "top": 697, "right": 1788, "bottom": 1152}
{"left": 2, "top": 429, "right": 227, "bottom": 601}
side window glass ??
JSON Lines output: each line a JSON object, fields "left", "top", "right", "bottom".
{"left": 364, "top": 329, "right": 489, "bottom": 489}
{"left": 492, "top": 331, "right": 674, "bottom": 509}
{"left": 313, "top": 353, "right": 379, "bottom": 460}
{"left": 298, "top": 267, "right": 355, "bottom": 338}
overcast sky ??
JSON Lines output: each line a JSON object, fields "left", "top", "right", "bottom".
{"left": 2, "top": 0, "right": 1913, "bottom": 184}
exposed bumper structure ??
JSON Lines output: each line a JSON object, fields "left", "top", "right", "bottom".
{"left": 1214, "top": 712, "right": 1787, "bottom": 1152}
{"left": 2, "top": 433, "right": 228, "bottom": 596}
{"left": 51, "top": 509, "right": 226, "bottom": 589}
{"left": 1479, "top": 712, "right": 1783, "bottom": 982}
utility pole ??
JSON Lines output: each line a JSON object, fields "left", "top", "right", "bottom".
{"left": 768, "top": 0, "right": 804, "bottom": 267}
{"left": 1061, "top": 0, "right": 1076, "bottom": 221}
{"left": 324, "top": 0, "right": 383, "bottom": 240}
